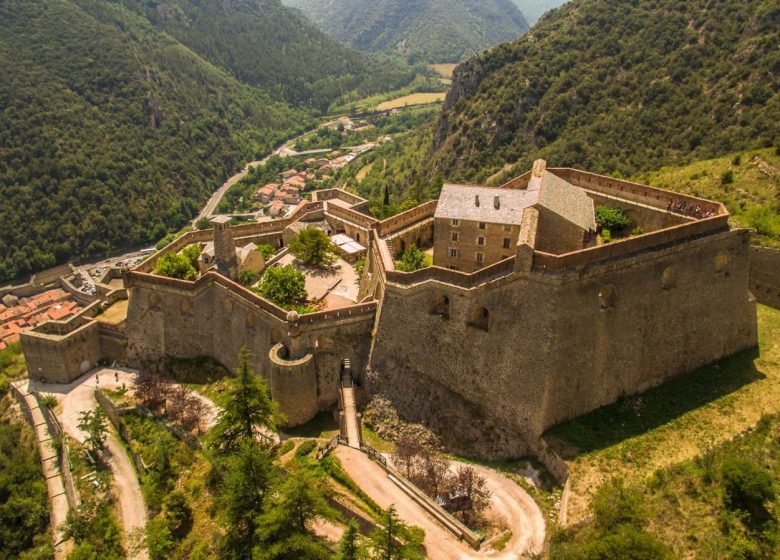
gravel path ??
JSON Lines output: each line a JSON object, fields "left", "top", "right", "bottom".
{"left": 40, "top": 369, "right": 148, "bottom": 560}
{"left": 335, "top": 446, "right": 545, "bottom": 559}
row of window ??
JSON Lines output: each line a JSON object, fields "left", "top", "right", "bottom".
{"left": 450, "top": 219, "right": 513, "bottom": 233}
{"left": 449, "top": 232, "right": 512, "bottom": 249}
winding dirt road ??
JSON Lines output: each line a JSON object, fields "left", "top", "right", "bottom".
{"left": 334, "top": 447, "right": 545, "bottom": 559}
{"left": 41, "top": 370, "right": 148, "bottom": 560}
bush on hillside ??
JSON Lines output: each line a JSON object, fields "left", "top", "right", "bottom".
{"left": 721, "top": 458, "right": 775, "bottom": 516}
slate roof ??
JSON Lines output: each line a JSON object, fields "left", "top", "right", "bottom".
{"left": 435, "top": 164, "right": 595, "bottom": 231}
{"left": 435, "top": 185, "right": 537, "bottom": 225}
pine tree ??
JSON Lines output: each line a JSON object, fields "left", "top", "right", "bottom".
{"left": 337, "top": 520, "right": 364, "bottom": 560}
{"left": 369, "top": 506, "right": 424, "bottom": 560}
{"left": 254, "top": 469, "right": 336, "bottom": 560}
{"left": 208, "top": 348, "right": 278, "bottom": 456}
{"left": 218, "top": 441, "right": 273, "bottom": 559}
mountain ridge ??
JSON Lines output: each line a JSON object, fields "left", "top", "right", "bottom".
{"left": 285, "top": 0, "right": 529, "bottom": 63}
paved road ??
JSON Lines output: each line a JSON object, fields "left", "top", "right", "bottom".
{"left": 194, "top": 128, "right": 326, "bottom": 224}
{"left": 40, "top": 369, "right": 149, "bottom": 560}
{"left": 334, "top": 447, "right": 544, "bottom": 559}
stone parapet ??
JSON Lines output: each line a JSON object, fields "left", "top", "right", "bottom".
{"left": 376, "top": 201, "right": 438, "bottom": 237}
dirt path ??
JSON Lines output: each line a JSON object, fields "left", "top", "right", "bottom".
{"left": 334, "top": 447, "right": 545, "bottom": 559}
{"left": 40, "top": 369, "right": 148, "bottom": 560}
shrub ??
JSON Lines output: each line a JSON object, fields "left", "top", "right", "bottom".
{"left": 396, "top": 245, "right": 427, "bottom": 272}
{"left": 354, "top": 256, "right": 366, "bottom": 277}
{"left": 162, "top": 490, "right": 192, "bottom": 538}
{"left": 288, "top": 227, "right": 336, "bottom": 267}
{"left": 257, "top": 244, "right": 277, "bottom": 260}
{"left": 41, "top": 394, "right": 58, "bottom": 409}
{"left": 721, "top": 457, "right": 775, "bottom": 516}
{"left": 601, "top": 229, "right": 612, "bottom": 243}
{"left": 583, "top": 524, "right": 673, "bottom": 560}
{"left": 721, "top": 169, "right": 735, "bottom": 185}
{"left": 630, "top": 227, "right": 644, "bottom": 236}
{"left": 732, "top": 155, "right": 742, "bottom": 166}
{"left": 153, "top": 253, "right": 197, "bottom": 281}
{"left": 181, "top": 244, "right": 201, "bottom": 269}
{"left": 195, "top": 217, "right": 213, "bottom": 230}
{"left": 237, "top": 269, "right": 260, "bottom": 286}
{"left": 277, "top": 440, "right": 295, "bottom": 455}
{"left": 146, "top": 517, "right": 175, "bottom": 560}
{"left": 591, "top": 478, "right": 646, "bottom": 531}
{"left": 257, "top": 265, "right": 307, "bottom": 308}
{"left": 595, "top": 206, "right": 631, "bottom": 230}
{"left": 295, "top": 439, "right": 317, "bottom": 457}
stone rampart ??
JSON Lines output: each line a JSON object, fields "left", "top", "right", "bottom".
{"left": 552, "top": 168, "right": 724, "bottom": 216}
{"left": 124, "top": 270, "right": 376, "bottom": 424}
{"left": 376, "top": 201, "right": 438, "bottom": 237}
{"left": 750, "top": 246, "right": 780, "bottom": 309}
{"left": 368, "top": 227, "right": 757, "bottom": 457}
{"left": 532, "top": 214, "right": 729, "bottom": 271}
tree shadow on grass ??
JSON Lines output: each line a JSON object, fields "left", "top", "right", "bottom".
{"left": 545, "top": 346, "right": 763, "bottom": 458}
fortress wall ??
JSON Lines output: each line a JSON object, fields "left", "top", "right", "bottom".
{"left": 533, "top": 214, "right": 729, "bottom": 271}
{"left": 750, "top": 246, "right": 780, "bottom": 309}
{"left": 21, "top": 320, "right": 102, "bottom": 383}
{"left": 125, "top": 271, "right": 375, "bottom": 424}
{"left": 542, "top": 228, "right": 757, "bottom": 430}
{"left": 269, "top": 345, "right": 318, "bottom": 426}
{"left": 376, "top": 201, "right": 438, "bottom": 237}
{"left": 586, "top": 191, "right": 689, "bottom": 232}
{"left": 313, "top": 188, "right": 368, "bottom": 208}
{"left": 498, "top": 170, "right": 532, "bottom": 190}
{"left": 552, "top": 168, "right": 724, "bottom": 216}
{"left": 368, "top": 273, "right": 558, "bottom": 458}
{"left": 387, "top": 219, "right": 435, "bottom": 256}
{"left": 369, "top": 229, "right": 757, "bottom": 458}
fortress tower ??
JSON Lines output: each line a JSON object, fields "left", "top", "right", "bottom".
{"left": 210, "top": 215, "right": 239, "bottom": 280}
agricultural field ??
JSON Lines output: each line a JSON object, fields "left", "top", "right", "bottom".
{"left": 547, "top": 304, "right": 780, "bottom": 524}
{"left": 429, "top": 63, "right": 457, "bottom": 78}
{"left": 377, "top": 93, "right": 446, "bottom": 111}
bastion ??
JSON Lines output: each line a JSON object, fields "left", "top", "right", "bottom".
{"left": 21, "top": 168, "right": 762, "bottom": 462}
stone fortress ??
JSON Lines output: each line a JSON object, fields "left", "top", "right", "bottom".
{"left": 22, "top": 159, "right": 775, "bottom": 461}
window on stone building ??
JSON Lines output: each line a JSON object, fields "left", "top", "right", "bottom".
{"left": 451, "top": 232, "right": 459, "bottom": 242}
{"left": 502, "top": 238, "right": 511, "bottom": 249}
{"left": 478, "top": 222, "right": 486, "bottom": 230}
{"left": 449, "top": 266, "right": 459, "bottom": 271}
{"left": 449, "top": 248, "right": 458, "bottom": 258}
{"left": 451, "top": 219, "right": 459, "bottom": 227}
{"left": 476, "top": 252, "right": 484, "bottom": 263}
{"left": 477, "top": 236, "right": 485, "bottom": 246}
{"left": 356, "top": 233, "right": 361, "bottom": 243}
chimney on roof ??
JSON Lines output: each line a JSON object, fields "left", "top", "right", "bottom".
{"left": 494, "top": 196, "right": 500, "bottom": 210}
{"left": 532, "top": 159, "right": 547, "bottom": 178}
{"left": 475, "top": 194, "right": 480, "bottom": 207}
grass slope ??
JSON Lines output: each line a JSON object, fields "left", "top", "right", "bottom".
{"left": 637, "top": 148, "right": 780, "bottom": 247}
{"left": 547, "top": 305, "right": 780, "bottom": 524}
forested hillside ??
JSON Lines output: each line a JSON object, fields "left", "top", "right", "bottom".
{"left": 0, "top": 0, "right": 306, "bottom": 282}
{"left": 114, "top": 0, "right": 414, "bottom": 110}
{"left": 433, "top": 0, "right": 780, "bottom": 182}
{"left": 285, "top": 0, "right": 529, "bottom": 63}
{"left": 510, "top": 0, "right": 567, "bottom": 24}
